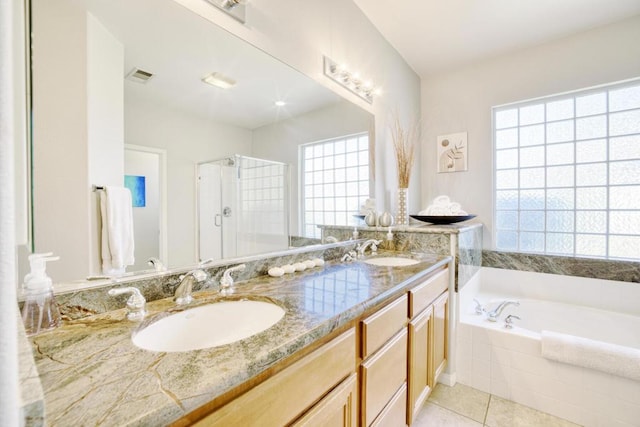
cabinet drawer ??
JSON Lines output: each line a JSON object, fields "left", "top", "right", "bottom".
{"left": 361, "top": 294, "right": 408, "bottom": 358}
{"left": 371, "top": 383, "right": 407, "bottom": 427}
{"left": 408, "top": 268, "right": 448, "bottom": 318}
{"left": 196, "top": 328, "right": 355, "bottom": 426}
{"left": 292, "top": 373, "right": 357, "bottom": 427}
{"left": 360, "top": 329, "right": 408, "bottom": 426}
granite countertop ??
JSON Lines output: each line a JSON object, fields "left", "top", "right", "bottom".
{"left": 320, "top": 222, "right": 482, "bottom": 234}
{"left": 29, "top": 252, "right": 451, "bottom": 426}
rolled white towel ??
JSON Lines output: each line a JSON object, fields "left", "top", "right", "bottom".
{"left": 541, "top": 330, "right": 640, "bottom": 382}
{"left": 420, "top": 195, "right": 469, "bottom": 216}
{"left": 432, "top": 195, "right": 450, "bottom": 207}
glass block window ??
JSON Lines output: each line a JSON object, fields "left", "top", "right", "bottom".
{"left": 301, "top": 133, "right": 370, "bottom": 238}
{"left": 494, "top": 79, "right": 640, "bottom": 261}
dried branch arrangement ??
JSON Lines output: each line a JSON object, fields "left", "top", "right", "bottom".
{"left": 390, "top": 114, "right": 418, "bottom": 188}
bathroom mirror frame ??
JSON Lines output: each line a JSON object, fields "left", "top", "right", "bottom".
{"left": 23, "top": 0, "right": 375, "bottom": 285}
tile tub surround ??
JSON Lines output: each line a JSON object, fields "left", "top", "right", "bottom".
{"left": 457, "top": 268, "right": 640, "bottom": 427}
{"left": 44, "top": 240, "right": 359, "bottom": 321}
{"left": 483, "top": 250, "right": 640, "bottom": 283}
{"left": 28, "top": 254, "right": 450, "bottom": 426}
{"left": 320, "top": 222, "right": 483, "bottom": 291}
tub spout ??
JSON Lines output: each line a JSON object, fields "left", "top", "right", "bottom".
{"left": 487, "top": 300, "right": 520, "bottom": 322}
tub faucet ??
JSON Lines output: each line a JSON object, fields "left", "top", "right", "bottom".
{"left": 220, "top": 264, "right": 246, "bottom": 294}
{"left": 473, "top": 299, "right": 486, "bottom": 315}
{"left": 487, "top": 300, "right": 520, "bottom": 322}
{"left": 504, "top": 314, "right": 521, "bottom": 329}
{"left": 175, "top": 269, "right": 208, "bottom": 305}
{"left": 356, "top": 239, "right": 382, "bottom": 257}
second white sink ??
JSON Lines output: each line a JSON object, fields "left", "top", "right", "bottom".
{"left": 363, "top": 257, "right": 420, "bottom": 267}
{"left": 133, "top": 300, "right": 285, "bottom": 352}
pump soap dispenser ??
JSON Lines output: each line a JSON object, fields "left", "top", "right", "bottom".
{"left": 21, "top": 253, "right": 62, "bottom": 336}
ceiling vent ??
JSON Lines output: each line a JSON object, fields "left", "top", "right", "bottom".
{"left": 126, "top": 68, "right": 154, "bottom": 84}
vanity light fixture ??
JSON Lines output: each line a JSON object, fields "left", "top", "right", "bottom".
{"left": 205, "top": 0, "right": 247, "bottom": 23}
{"left": 323, "top": 56, "right": 379, "bottom": 104}
{"left": 202, "top": 72, "right": 236, "bottom": 89}
{"left": 274, "top": 101, "right": 286, "bottom": 107}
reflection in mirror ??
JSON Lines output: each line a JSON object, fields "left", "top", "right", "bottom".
{"left": 27, "top": 0, "right": 374, "bottom": 283}
{"left": 197, "top": 155, "right": 289, "bottom": 261}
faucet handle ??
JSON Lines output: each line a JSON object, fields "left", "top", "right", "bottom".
{"left": 473, "top": 298, "right": 485, "bottom": 315}
{"left": 108, "top": 287, "right": 146, "bottom": 321}
{"left": 220, "top": 264, "right": 247, "bottom": 293}
{"left": 147, "top": 257, "right": 166, "bottom": 272}
{"left": 504, "top": 314, "right": 521, "bottom": 329}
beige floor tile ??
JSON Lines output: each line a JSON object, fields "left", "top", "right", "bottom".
{"left": 414, "top": 402, "right": 483, "bottom": 427}
{"left": 485, "top": 396, "right": 581, "bottom": 427}
{"left": 427, "top": 383, "right": 490, "bottom": 423}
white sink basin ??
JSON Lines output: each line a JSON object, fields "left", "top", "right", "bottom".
{"left": 133, "top": 300, "right": 285, "bottom": 352}
{"left": 363, "top": 257, "right": 420, "bottom": 267}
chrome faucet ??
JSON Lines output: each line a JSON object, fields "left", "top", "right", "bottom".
{"left": 174, "top": 269, "right": 208, "bottom": 305}
{"left": 147, "top": 257, "right": 166, "bottom": 272}
{"left": 487, "top": 300, "right": 520, "bottom": 322}
{"left": 356, "top": 239, "right": 382, "bottom": 257}
{"left": 220, "top": 264, "right": 246, "bottom": 294}
{"left": 108, "top": 287, "right": 146, "bottom": 321}
{"left": 504, "top": 314, "right": 521, "bottom": 329}
{"left": 341, "top": 249, "right": 357, "bottom": 262}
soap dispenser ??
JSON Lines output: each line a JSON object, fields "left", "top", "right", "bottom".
{"left": 21, "top": 253, "right": 62, "bottom": 336}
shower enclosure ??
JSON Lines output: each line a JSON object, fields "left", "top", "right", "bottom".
{"left": 197, "top": 155, "right": 289, "bottom": 261}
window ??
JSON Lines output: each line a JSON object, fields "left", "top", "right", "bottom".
{"left": 301, "top": 133, "right": 370, "bottom": 238}
{"left": 493, "top": 79, "right": 640, "bottom": 260}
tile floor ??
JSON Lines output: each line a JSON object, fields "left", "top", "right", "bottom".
{"left": 413, "top": 383, "right": 581, "bottom": 427}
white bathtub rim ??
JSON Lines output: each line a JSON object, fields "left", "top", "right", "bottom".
{"left": 474, "top": 267, "right": 640, "bottom": 317}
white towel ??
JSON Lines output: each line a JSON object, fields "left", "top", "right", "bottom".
{"left": 99, "top": 186, "right": 135, "bottom": 275}
{"left": 541, "top": 330, "right": 640, "bottom": 382}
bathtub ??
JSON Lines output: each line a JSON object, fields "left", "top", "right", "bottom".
{"left": 456, "top": 267, "right": 640, "bottom": 427}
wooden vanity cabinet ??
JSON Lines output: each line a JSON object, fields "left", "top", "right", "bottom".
{"left": 194, "top": 328, "right": 356, "bottom": 426}
{"left": 431, "top": 291, "right": 449, "bottom": 385}
{"left": 406, "top": 268, "right": 449, "bottom": 425}
{"left": 359, "top": 295, "right": 409, "bottom": 426}
{"left": 187, "top": 266, "right": 450, "bottom": 427}
{"left": 292, "top": 373, "right": 358, "bottom": 427}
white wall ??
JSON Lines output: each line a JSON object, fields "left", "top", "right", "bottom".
{"left": 421, "top": 15, "right": 640, "bottom": 249}
{"left": 1, "top": 0, "right": 20, "bottom": 422}
{"left": 175, "top": 0, "right": 422, "bottom": 216}
{"left": 32, "top": 0, "right": 124, "bottom": 281}
{"left": 124, "top": 97, "right": 253, "bottom": 267}
{"left": 252, "top": 100, "right": 373, "bottom": 234}
{"left": 87, "top": 13, "right": 125, "bottom": 274}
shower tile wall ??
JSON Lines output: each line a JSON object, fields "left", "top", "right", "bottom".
{"left": 238, "top": 157, "right": 288, "bottom": 255}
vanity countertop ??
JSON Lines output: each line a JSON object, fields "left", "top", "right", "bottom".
{"left": 28, "top": 252, "right": 451, "bottom": 426}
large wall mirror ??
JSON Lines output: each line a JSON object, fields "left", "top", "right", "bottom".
{"left": 26, "top": 0, "right": 374, "bottom": 283}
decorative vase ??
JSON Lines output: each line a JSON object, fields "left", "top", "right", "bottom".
{"left": 396, "top": 188, "right": 409, "bottom": 226}
{"left": 364, "top": 211, "right": 377, "bottom": 226}
{"left": 378, "top": 212, "right": 394, "bottom": 227}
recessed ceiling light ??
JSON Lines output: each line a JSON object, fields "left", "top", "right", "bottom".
{"left": 202, "top": 72, "right": 236, "bottom": 89}
{"left": 274, "top": 101, "right": 286, "bottom": 107}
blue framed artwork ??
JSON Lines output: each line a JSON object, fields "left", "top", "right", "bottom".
{"left": 124, "top": 175, "right": 146, "bottom": 207}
